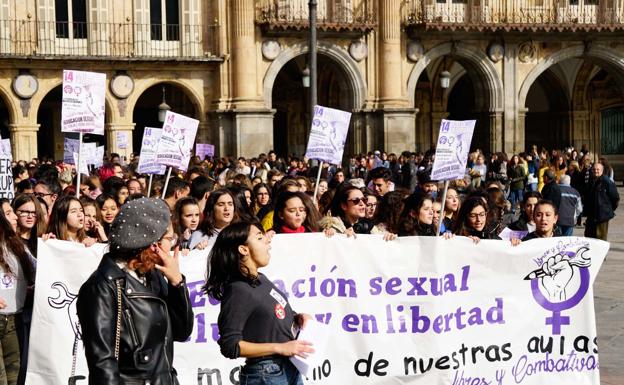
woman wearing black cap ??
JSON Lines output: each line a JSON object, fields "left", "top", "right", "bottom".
{"left": 77, "top": 197, "right": 194, "bottom": 385}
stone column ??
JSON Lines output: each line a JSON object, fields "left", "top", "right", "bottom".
{"left": 490, "top": 109, "right": 504, "bottom": 153}
{"left": 379, "top": 0, "right": 403, "bottom": 108}
{"left": 376, "top": 0, "right": 417, "bottom": 153}
{"left": 516, "top": 108, "right": 528, "bottom": 153}
{"left": 105, "top": 123, "right": 135, "bottom": 160}
{"left": 231, "top": 0, "right": 258, "bottom": 107}
{"left": 430, "top": 111, "right": 449, "bottom": 141}
{"left": 233, "top": 110, "right": 275, "bottom": 157}
{"left": 9, "top": 123, "right": 39, "bottom": 161}
{"left": 572, "top": 110, "right": 590, "bottom": 150}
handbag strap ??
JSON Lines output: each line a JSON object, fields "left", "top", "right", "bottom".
{"left": 114, "top": 279, "right": 123, "bottom": 361}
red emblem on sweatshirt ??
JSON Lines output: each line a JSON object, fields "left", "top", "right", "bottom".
{"left": 274, "top": 303, "right": 285, "bottom": 320}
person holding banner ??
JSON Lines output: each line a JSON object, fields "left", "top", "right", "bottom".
{"left": 46, "top": 196, "right": 97, "bottom": 247}
{"left": 204, "top": 221, "right": 313, "bottom": 385}
{"left": 77, "top": 197, "right": 193, "bottom": 385}
{"left": 272, "top": 192, "right": 320, "bottom": 234}
{"left": 452, "top": 196, "right": 501, "bottom": 242}
{"left": 398, "top": 193, "right": 436, "bottom": 237}
{"left": 189, "top": 189, "right": 240, "bottom": 250}
{"left": 0, "top": 202, "right": 35, "bottom": 385}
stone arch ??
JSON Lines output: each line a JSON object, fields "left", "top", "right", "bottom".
{"left": 127, "top": 79, "right": 204, "bottom": 120}
{"left": 262, "top": 40, "right": 367, "bottom": 110}
{"left": 0, "top": 85, "right": 18, "bottom": 124}
{"left": 406, "top": 42, "right": 504, "bottom": 110}
{"left": 519, "top": 44, "right": 624, "bottom": 109}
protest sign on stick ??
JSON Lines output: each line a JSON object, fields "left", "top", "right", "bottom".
{"left": 155, "top": 111, "right": 199, "bottom": 198}
{"left": 62, "top": 69, "right": 106, "bottom": 197}
{"left": 430, "top": 119, "right": 476, "bottom": 235}
{"left": 195, "top": 143, "right": 215, "bottom": 160}
{"left": 304, "top": 105, "right": 351, "bottom": 201}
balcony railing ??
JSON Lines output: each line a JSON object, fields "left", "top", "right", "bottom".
{"left": 402, "top": 0, "right": 624, "bottom": 31}
{"left": 0, "top": 20, "right": 220, "bottom": 60}
{"left": 256, "top": 0, "right": 377, "bottom": 32}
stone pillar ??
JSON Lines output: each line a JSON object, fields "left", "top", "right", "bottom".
{"left": 431, "top": 111, "right": 449, "bottom": 141}
{"left": 516, "top": 108, "right": 528, "bottom": 153}
{"left": 232, "top": 109, "right": 275, "bottom": 157}
{"left": 572, "top": 110, "right": 590, "bottom": 150}
{"left": 376, "top": 0, "right": 417, "bottom": 153}
{"left": 105, "top": 123, "right": 135, "bottom": 159}
{"left": 9, "top": 123, "right": 39, "bottom": 161}
{"left": 196, "top": 121, "right": 211, "bottom": 145}
{"left": 231, "top": 0, "right": 258, "bottom": 107}
{"left": 379, "top": 0, "right": 403, "bottom": 108}
{"left": 490, "top": 109, "right": 505, "bottom": 153}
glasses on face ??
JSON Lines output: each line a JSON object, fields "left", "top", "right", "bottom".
{"left": 347, "top": 197, "right": 368, "bottom": 206}
{"left": 16, "top": 210, "right": 37, "bottom": 218}
{"left": 34, "top": 192, "right": 52, "bottom": 198}
{"left": 257, "top": 192, "right": 270, "bottom": 196}
{"left": 468, "top": 212, "right": 487, "bottom": 220}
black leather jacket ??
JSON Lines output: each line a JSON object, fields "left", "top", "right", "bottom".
{"left": 77, "top": 254, "right": 194, "bottom": 385}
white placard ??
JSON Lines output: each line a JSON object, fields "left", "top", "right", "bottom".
{"left": 63, "top": 138, "right": 80, "bottom": 164}
{"left": 28, "top": 235, "right": 607, "bottom": 385}
{"left": 137, "top": 127, "right": 167, "bottom": 175}
{"left": 116, "top": 132, "right": 128, "bottom": 149}
{"left": 155, "top": 111, "right": 198, "bottom": 171}
{"left": 0, "top": 138, "right": 11, "bottom": 158}
{"left": 0, "top": 139, "right": 13, "bottom": 199}
{"left": 61, "top": 70, "right": 106, "bottom": 135}
{"left": 72, "top": 152, "right": 88, "bottom": 175}
{"left": 304, "top": 105, "right": 351, "bottom": 165}
{"left": 94, "top": 146, "right": 105, "bottom": 168}
{"left": 431, "top": 120, "right": 476, "bottom": 181}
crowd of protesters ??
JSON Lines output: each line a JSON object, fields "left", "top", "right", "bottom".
{"left": 0, "top": 143, "right": 619, "bottom": 384}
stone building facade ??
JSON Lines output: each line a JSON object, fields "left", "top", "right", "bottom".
{"left": 0, "top": 0, "right": 623, "bottom": 171}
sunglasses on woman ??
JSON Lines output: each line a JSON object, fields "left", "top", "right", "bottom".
{"left": 347, "top": 197, "right": 368, "bottom": 206}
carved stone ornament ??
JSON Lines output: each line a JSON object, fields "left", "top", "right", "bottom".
{"left": 487, "top": 42, "right": 504, "bottom": 63}
{"left": 261, "top": 40, "right": 281, "bottom": 60}
{"left": 349, "top": 41, "right": 368, "bottom": 62}
{"left": 518, "top": 42, "right": 536, "bottom": 63}
{"left": 407, "top": 41, "right": 425, "bottom": 62}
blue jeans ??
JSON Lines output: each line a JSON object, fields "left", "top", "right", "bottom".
{"left": 559, "top": 225, "right": 574, "bottom": 236}
{"left": 240, "top": 357, "right": 303, "bottom": 385}
{"left": 509, "top": 189, "right": 523, "bottom": 214}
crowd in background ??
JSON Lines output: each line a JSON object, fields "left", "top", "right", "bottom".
{"left": 0, "top": 143, "right": 620, "bottom": 384}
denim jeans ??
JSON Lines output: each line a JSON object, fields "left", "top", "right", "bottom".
{"left": 559, "top": 225, "right": 574, "bottom": 236}
{"left": 509, "top": 189, "right": 523, "bottom": 214}
{"left": 239, "top": 357, "right": 303, "bottom": 385}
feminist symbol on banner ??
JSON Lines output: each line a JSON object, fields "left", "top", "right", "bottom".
{"left": 524, "top": 246, "right": 591, "bottom": 335}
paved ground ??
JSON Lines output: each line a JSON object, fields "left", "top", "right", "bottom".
{"left": 584, "top": 187, "right": 624, "bottom": 385}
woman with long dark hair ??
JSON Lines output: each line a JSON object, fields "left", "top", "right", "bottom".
{"left": 272, "top": 191, "right": 320, "bottom": 233}
{"left": 204, "top": 222, "right": 313, "bottom": 385}
{"left": 95, "top": 193, "right": 120, "bottom": 238}
{"left": 46, "top": 195, "right": 96, "bottom": 247}
{"left": 173, "top": 196, "right": 206, "bottom": 252}
{"left": 189, "top": 189, "right": 240, "bottom": 250}
{"left": 0, "top": 199, "right": 36, "bottom": 385}
{"left": 11, "top": 194, "right": 44, "bottom": 255}
{"left": 252, "top": 183, "right": 271, "bottom": 215}
{"left": 77, "top": 197, "right": 193, "bottom": 384}
{"left": 80, "top": 197, "right": 108, "bottom": 243}
{"left": 398, "top": 193, "right": 436, "bottom": 236}
{"left": 452, "top": 196, "right": 499, "bottom": 241}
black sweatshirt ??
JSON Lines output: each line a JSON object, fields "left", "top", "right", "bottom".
{"left": 217, "top": 273, "right": 296, "bottom": 359}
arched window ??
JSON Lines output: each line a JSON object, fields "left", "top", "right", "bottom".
{"left": 54, "top": 0, "right": 87, "bottom": 39}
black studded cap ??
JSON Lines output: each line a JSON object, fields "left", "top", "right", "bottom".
{"left": 109, "top": 197, "right": 171, "bottom": 251}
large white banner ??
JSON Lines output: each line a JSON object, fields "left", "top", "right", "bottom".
{"left": 28, "top": 235, "right": 608, "bottom": 385}
{"left": 304, "top": 105, "right": 350, "bottom": 165}
{"left": 137, "top": 127, "right": 167, "bottom": 175}
{"left": 155, "top": 111, "right": 198, "bottom": 171}
{"left": 61, "top": 70, "right": 106, "bottom": 135}
{"left": 431, "top": 119, "right": 476, "bottom": 181}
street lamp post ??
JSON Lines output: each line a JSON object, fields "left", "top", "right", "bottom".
{"left": 158, "top": 85, "right": 171, "bottom": 123}
{"left": 436, "top": 68, "right": 451, "bottom": 236}
{"left": 309, "top": 0, "right": 317, "bottom": 115}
